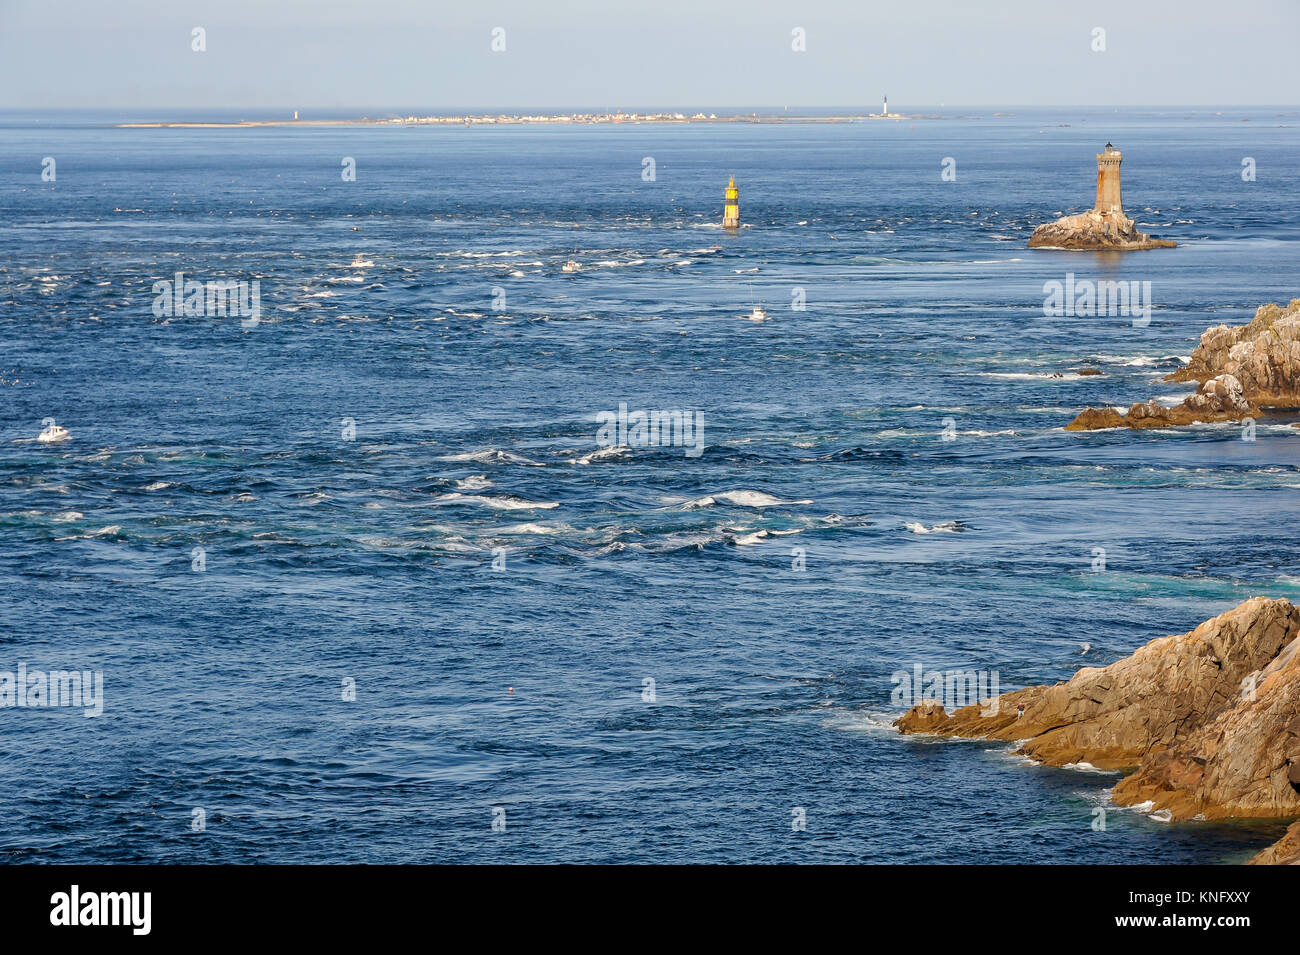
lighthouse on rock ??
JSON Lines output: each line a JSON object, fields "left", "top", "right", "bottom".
{"left": 723, "top": 175, "right": 740, "bottom": 229}
{"left": 1095, "top": 142, "right": 1123, "bottom": 214}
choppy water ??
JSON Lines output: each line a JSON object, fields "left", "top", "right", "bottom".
{"left": 2, "top": 107, "right": 1298, "bottom": 863}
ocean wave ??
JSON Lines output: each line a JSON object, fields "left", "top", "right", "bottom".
{"left": 977, "top": 372, "right": 1088, "bottom": 381}
{"left": 435, "top": 492, "right": 558, "bottom": 510}
{"left": 730, "top": 527, "right": 803, "bottom": 546}
{"left": 440, "top": 449, "right": 544, "bottom": 467}
{"left": 678, "top": 490, "right": 813, "bottom": 509}
{"left": 574, "top": 445, "right": 630, "bottom": 465}
{"left": 1092, "top": 354, "right": 1189, "bottom": 368}
{"left": 903, "top": 520, "right": 965, "bottom": 534}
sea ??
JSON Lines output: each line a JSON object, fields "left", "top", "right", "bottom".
{"left": 1, "top": 106, "right": 1298, "bottom": 863}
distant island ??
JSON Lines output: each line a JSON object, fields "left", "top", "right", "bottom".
{"left": 116, "top": 110, "right": 948, "bottom": 129}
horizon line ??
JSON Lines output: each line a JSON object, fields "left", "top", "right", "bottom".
{"left": 5, "top": 103, "right": 1300, "bottom": 113}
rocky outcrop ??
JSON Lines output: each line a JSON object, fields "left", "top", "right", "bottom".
{"left": 1248, "top": 821, "right": 1300, "bottom": 865}
{"left": 1064, "top": 406, "right": 1127, "bottom": 430}
{"left": 1112, "top": 617, "right": 1300, "bottom": 820}
{"left": 1028, "top": 210, "right": 1175, "bottom": 251}
{"left": 895, "top": 597, "right": 1300, "bottom": 862}
{"left": 1067, "top": 374, "right": 1259, "bottom": 431}
{"left": 1066, "top": 298, "right": 1300, "bottom": 431}
{"left": 1167, "top": 299, "right": 1300, "bottom": 408}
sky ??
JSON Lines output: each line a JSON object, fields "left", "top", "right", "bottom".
{"left": 1, "top": 0, "right": 1298, "bottom": 111}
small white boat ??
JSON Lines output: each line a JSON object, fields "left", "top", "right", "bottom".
{"left": 38, "top": 423, "right": 70, "bottom": 443}
{"left": 349, "top": 255, "right": 373, "bottom": 268}
{"left": 742, "top": 279, "right": 767, "bottom": 321}
{"left": 561, "top": 260, "right": 582, "bottom": 273}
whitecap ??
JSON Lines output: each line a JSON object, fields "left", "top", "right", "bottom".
{"left": 731, "top": 527, "right": 802, "bottom": 546}
{"left": 904, "top": 520, "right": 964, "bottom": 534}
{"left": 680, "top": 490, "right": 812, "bottom": 509}
{"left": 436, "top": 492, "right": 558, "bottom": 510}
{"left": 440, "top": 449, "right": 544, "bottom": 467}
{"left": 575, "top": 445, "right": 630, "bottom": 464}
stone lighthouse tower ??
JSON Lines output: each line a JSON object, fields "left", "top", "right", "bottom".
{"left": 723, "top": 175, "right": 740, "bottom": 229}
{"left": 1095, "top": 142, "right": 1123, "bottom": 215}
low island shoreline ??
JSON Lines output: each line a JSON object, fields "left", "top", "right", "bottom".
{"left": 115, "top": 110, "right": 940, "bottom": 129}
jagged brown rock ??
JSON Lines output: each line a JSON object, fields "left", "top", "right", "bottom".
{"left": 1248, "top": 821, "right": 1300, "bottom": 865}
{"left": 1067, "top": 374, "right": 1258, "bottom": 430}
{"left": 1067, "top": 299, "right": 1300, "bottom": 430}
{"left": 895, "top": 597, "right": 1300, "bottom": 862}
{"left": 1111, "top": 618, "right": 1300, "bottom": 820}
{"left": 1065, "top": 406, "right": 1128, "bottom": 431}
{"left": 1166, "top": 299, "right": 1300, "bottom": 408}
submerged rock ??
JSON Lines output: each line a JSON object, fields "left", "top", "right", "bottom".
{"left": 894, "top": 597, "right": 1300, "bottom": 862}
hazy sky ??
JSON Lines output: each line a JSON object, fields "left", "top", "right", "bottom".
{"left": 2, "top": 0, "right": 1298, "bottom": 110}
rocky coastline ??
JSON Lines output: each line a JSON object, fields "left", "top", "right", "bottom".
{"left": 895, "top": 596, "right": 1300, "bottom": 864}
{"left": 1067, "top": 298, "right": 1300, "bottom": 431}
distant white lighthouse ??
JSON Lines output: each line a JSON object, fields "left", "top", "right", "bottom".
{"left": 883, "top": 94, "right": 888, "bottom": 116}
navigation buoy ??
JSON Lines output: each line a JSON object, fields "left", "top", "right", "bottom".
{"left": 723, "top": 175, "right": 739, "bottom": 229}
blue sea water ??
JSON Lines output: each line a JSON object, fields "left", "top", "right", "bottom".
{"left": 1, "top": 106, "right": 1298, "bottom": 864}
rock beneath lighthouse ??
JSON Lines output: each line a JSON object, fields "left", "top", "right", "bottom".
{"left": 1027, "top": 209, "right": 1176, "bottom": 250}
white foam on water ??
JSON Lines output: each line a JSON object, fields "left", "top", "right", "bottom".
{"left": 680, "top": 490, "right": 812, "bottom": 509}
{"left": 904, "top": 520, "right": 964, "bottom": 534}
{"left": 496, "top": 522, "right": 570, "bottom": 535}
{"left": 436, "top": 492, "right": 558, "bottom": 510}
{"left": 824, "top": 707, "right": 903, "bottom": 737}
{"left": 730, "top": 527, "right": 802, "bottom": 546}
{"left": 977, "top": 372, "right": 1087, "bottom": 381}
{"left": 440, "top": 449, "right": 544, "bottom": 467}
{"left": 575, "top": 445, "right": 630, "bottom": 465}
{"left": 1062, "top": 761, "right": 1118, "bottom": 774}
